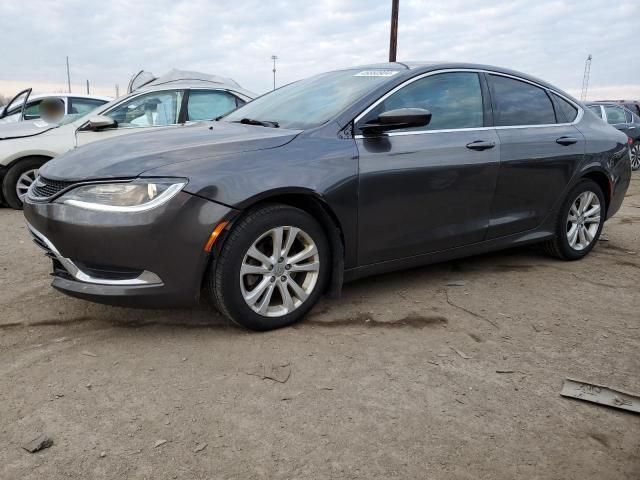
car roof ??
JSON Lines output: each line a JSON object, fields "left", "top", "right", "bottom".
{"left": 21, "top": 93, "right": 112, "bottom": 101}
{"left": 335, "top": 61, "right": 578, "bottom": 102}
{"left": 136, "top": 69, "right": 255, "bottom": 98}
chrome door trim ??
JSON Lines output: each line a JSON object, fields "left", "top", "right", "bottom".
{"left": 352, "top": 68, "right": 584, "bottom": 139}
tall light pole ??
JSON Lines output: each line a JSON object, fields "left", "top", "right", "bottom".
{"left": 271, "top": 55, "right": 278, "bottom": 90}
{"left": 389, "top": 0, "right": 399, "bottom": 62}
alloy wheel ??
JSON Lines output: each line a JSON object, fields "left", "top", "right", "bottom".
{"left": 240, "top": 226, "right": 320, "bottom": 317}
{"left": 566, "top": 191, "right": 601, "bottom": 251}
{"left": 16, "top": 168, "right": 39, "bottom": 201}
{"left": 631, "top": 143, "right": 640, "bottom": 170}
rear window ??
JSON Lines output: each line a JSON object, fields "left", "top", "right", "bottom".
{"left": 551, "top": 93, "right": 578, "bottom": 123}
{"left": 588, "top": 105, "right": 602, "bottom": 119}
{"left": 489, "top": 75, "right": 556, "bottom": 126}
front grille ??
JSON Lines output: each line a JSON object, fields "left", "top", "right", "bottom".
{"left": 30, "top": 177, "right": 77, "bottom": 199}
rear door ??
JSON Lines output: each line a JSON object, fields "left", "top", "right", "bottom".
{"left": 486, "top": 74, "right": 585, "bottom": 238}
{"left": 356, "top": 70, "right": 500, "bottom": 265}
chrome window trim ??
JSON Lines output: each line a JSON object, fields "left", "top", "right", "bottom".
{"left": 27, "top": 223, "right": 163, "bottom": 286}
{"left": 352, "top": 68, "right": 583, "bottom": 139}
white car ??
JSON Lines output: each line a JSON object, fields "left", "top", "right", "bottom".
{"left": 0, "top": 70, "right": 255, "bottom": 209}
{"left": 0, "top": 91, "right": 111, "bottom": 124}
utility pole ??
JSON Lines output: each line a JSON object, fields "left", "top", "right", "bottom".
{"left": 86, "top": 80, "right": 90, "bottom": 94}
{"left": 580, "top": 54, "right": 592, "bottom": 101}
{"left": 115, "top": 84, "right": 119, "bottom": 98}
{"left": 66, "top": 56, "right": 71, "bottom": 93}
{"left": 271, "top": 55, "right": 278, "bottom": 90}
{"left": 389, "top": 0, "right": 399, "bottom": 62}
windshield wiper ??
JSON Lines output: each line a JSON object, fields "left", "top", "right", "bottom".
{"left": 235, "top": 118, "right": 280, "bottom": 128}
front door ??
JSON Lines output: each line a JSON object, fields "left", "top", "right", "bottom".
{"left": 355, "top": 71, "right": 500, "bottom": 265}
{"left": 76, "top": 89, "right": 185, "bottom": 147}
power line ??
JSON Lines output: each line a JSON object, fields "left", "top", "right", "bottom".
{"left": 581, "top": 54, "right": 592, "bottom": 101}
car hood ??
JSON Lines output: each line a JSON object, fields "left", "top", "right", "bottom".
{"left": 0, "top": 119, "right": 57, "bottom": 140}
{"left": 39, "top": 121, "right": 301, "bottom": 181}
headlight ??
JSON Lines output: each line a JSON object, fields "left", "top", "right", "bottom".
{"left": 57, "top": 179, "right": 186, "bottom": 212}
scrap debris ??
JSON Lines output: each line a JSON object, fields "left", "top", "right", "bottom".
{"left": 246, "top": 362, "right": 291, "bottom": 383}
{"left": 560, "top": 379, "right": 640, "bottom": 414}
{"left": 22, "top": 434, "right": 53, "bottom": 453}
{"left": 450, "top": 347, "right": 471, "bottom": 359}
{"left": 154, "top": 439, "right": 168, "bottom": 448}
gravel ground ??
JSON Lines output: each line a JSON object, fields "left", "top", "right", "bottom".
{"left": 0, "top": 176, "right": 638, "bottom": 479}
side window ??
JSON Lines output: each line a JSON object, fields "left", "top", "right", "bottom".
{"left": 187, "top": 90, "right": 239, "bottom": 121}
{"left": 551, "top": 93, "right": 578, "bottom": 123}
{"left": 624, "top": 109, "right": 633, "bottom": 123}
{"left": 360, "top": 72, "right": 484, "bottom": 131}
{"left": 588, "top": 105, "right": 603, "bottom": 119}
{"left": 69, "top": 98, "right": 107, "bottom": 115}
{"left": 23, "top": 100, "right": 45, "bottom": 119}
{"left": 603, "top": 106, "right": 626, "bottom": 125}
{"left": 489, "top": 75, "right": 556, "bottom": 126}
{"left": 105, "top": 90, "right": 183, "bottom": 128}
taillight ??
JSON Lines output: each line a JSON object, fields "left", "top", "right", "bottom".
{"left": 628, "top": 137, "right": 633, "bottom": 145}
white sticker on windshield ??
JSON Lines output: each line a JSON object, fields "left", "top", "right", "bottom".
{"left": 354, "top": 70, "right": 399, "bottom": 77}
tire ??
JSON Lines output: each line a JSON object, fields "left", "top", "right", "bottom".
{"left": 631, "top": 141, "right": 640, "bottom": 171}
{"left": 208, "top": 204, "right": 330, "bottom": 330}
{"left": 1, "top": 157, "right": 48, "bottom": 210}
{"left": 543, "top": 179, "right": 605, "bottom": 260}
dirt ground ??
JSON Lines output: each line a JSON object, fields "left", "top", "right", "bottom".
{"left": 0, "top": 177, "right": 639, "bottom": 480}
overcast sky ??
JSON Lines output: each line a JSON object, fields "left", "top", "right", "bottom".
{"left": 1, "top": 0, "right": 638, "bottom": 100}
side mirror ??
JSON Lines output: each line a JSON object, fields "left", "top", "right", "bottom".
{"left": 361, "top": 108, "right": 432, "bottom": 134}
{"left": 85, "top": 115, "right": 116, "bottom": 131}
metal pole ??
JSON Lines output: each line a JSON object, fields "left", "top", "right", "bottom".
{"left": 389, "top": 0, "right": 399, "bottom": 62}
{"left": 271, "top": 55, "right": 278, "bottom": 90}
{"left": 115, "top": 84, "right": 119, "bottom": 98}
{"left": 66, "top": 56, "right": 71, "bottom": 93}
{"left": 86, "top": 80, "right": 90, "bottom": 94}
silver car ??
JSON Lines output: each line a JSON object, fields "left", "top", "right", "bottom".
{"left": 0, "top": 69, "right": 255, "bottom": 209}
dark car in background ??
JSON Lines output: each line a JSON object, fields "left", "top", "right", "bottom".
{"left": 23, "top": 62, "right": 631, "bottom": 330}
{"left": 587, "top": 102, "right": 640, "bottom": 170}
{"left": 595, "top": 100, "right": 640, "bottom": 117}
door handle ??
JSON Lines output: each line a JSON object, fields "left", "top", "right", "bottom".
{"left": 466, "top": 140, "right": 496, "bottom": 151}
{"left": 556, "top": 136, "right": 578, "bottom": 146}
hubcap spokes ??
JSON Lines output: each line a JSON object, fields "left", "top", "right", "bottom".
{"left": 631, "top": 145, "right": 640, "bottom": 170}
{"left": 16, "top": 169, "right": 39, "bottom": 201}
{"left": 240, "top": 226, "right": 320, "bottom": 317}
{"left": 566, "top": 191, "right": 601, "bottom": 251}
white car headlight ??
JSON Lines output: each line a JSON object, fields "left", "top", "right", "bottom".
{"left": 57, "top": 179, "right": 187, "bottom": 212}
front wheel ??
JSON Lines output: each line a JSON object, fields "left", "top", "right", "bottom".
{"left": 208, "top": 204, "right": 330, "bottom": 330}
{"left": 631, "top": 141, "right": 640, "bottom": 171}
{"left": 543, "top": 179, "right": 605, "bottom": 260}
{"left": 2, "top": 157, "right": 47, "bottom": 210}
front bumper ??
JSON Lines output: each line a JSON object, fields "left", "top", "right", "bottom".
{"left": 23, "top": 191, "right": 234, "bottom": 307}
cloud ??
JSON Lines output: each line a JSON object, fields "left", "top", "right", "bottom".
{"left": 1, "top": 0, "right": 638, "bottom": 99}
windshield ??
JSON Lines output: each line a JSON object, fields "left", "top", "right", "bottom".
{"left": 223, "top": 69, "right": 400, "bottom": 130}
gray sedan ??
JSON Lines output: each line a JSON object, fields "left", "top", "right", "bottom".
{"left": 24, "top": 62, "right": 631, "bottom": 330}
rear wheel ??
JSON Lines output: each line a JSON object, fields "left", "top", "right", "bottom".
{"left": 208, "top": 204, "right": 330, "bottom": 330}
{"left": 2, "top": 157, "right": 48, "bottom": 209}
{"left": 631, "top": 141, "right": 640, "bottom": 171}
{"left": 543, "top": 179, "right": 605, "bottom": 260}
